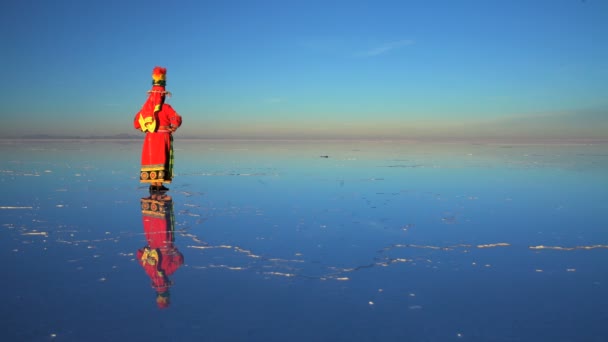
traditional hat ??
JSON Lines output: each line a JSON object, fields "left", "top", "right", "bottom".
{"left": 152, "top": 66, "right": 167, "bottom": 87}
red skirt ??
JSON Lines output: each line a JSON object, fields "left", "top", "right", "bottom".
{"left": 139, "top": 132, "right": 174, "bottom": 183}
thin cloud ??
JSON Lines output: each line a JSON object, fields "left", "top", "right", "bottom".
{"left": 358, "top": 39, "right": 414, "bottom": 57}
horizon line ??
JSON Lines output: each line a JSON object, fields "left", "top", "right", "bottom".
{"left": 2, "top": 135, "right": 607, "bottom": 145}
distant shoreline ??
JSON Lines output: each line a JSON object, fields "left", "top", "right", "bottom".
{"left": 2, "top": 136, "right": 607, "bottom": 145}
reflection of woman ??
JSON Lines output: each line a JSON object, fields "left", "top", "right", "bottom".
{"left": 137, "top": 194, "right": 183, "bottom": 309}
{"left": 134, "top": 67, "right": 182, "bottom": 193}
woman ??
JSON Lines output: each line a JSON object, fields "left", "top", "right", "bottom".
{"left": 134, "top": 67, "right": 182, "bottom": 192}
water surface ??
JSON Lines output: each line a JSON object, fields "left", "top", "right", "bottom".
{"left": 1, "top": 139, "right": 607, "bottom": 341}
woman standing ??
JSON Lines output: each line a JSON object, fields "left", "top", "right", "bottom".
{"left": 134, "top": 67, "right": 182, "bottom": 192}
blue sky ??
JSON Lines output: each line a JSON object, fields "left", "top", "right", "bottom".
{"left": 2, "top": 0, "right": 607, "bottom": 139}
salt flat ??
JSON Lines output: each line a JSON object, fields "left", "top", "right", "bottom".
{"left": 1, "top": 139, "right": 607, "bottom": 341}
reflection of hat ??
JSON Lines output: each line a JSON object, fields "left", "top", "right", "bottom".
{"left": 156, "top": 291, "right": 170, "bottom": 309}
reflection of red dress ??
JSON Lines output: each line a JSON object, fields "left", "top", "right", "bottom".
{"left": 137, "top": 196, "right": 183, "bottom": 308}
{"left": 134, "top": 102, "right": 182, "bottom": 184}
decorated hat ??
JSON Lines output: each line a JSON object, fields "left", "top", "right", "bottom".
{"left": 149, "top": 66, "right": 171, "bottom": 96}
{"left": 152, "top": 67, "right": 167, "bottom": 87}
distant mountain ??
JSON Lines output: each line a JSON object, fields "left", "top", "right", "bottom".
{"left": 484, "top": 110, "right": 608, "bottom": 139}
{"left": 8, "top": 133, "right": 142, "bottom": 140}
{"left": 20, "top": 134, "right": 82, "bottom": 139}
{"left": 91, "top": 133, "right": 141, "bottom": 140}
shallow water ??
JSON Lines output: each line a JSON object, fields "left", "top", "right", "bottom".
{"left": 2, "top": 139, "right": 608, "bottom": 341}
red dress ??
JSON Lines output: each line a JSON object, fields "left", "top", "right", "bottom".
{"left": 137, "top": 195, "right": 184, "bottom": 308}
{"left": 133, "top": 90, "right": 182, "bottom": 184}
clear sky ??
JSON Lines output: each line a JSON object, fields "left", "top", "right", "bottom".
{"left": 2, "top": 0, "right": 607, "bottom": 140}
